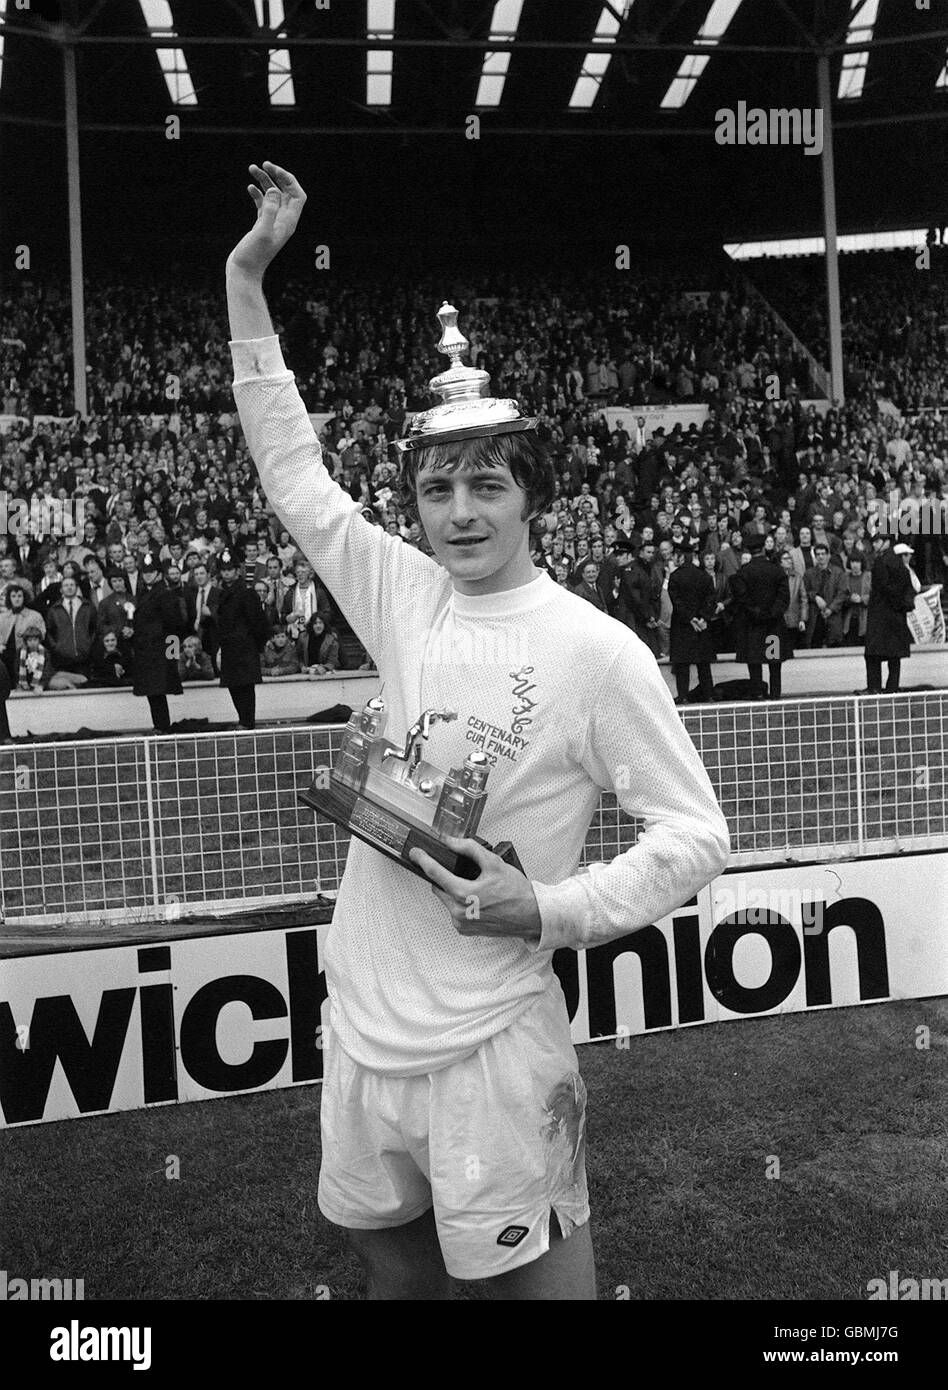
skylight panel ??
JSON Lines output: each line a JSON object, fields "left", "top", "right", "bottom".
{"left": 367, "top": 0, "right": 395, "bottom": 106}
{"left": 837, "top": 0, "right": 879, "bottom": 100}
{"left": 660, "top": 0, "right": 744, "bottom": 110}
{"left": 724, "top": 229, "right": 928, "bottom": 259}
{"left": 568, "top": 1, "right": 635, "bottom": 110}
{"left": 253, "top": 1, "right": 297, "bottom": 107}
{"left": 475, "top": 0, "right": 523, "bottom": 108}
{"left": 139, "top": 0, "right": 197, "bottom": 105}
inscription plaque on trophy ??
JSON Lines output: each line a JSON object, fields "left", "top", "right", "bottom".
{"left": 299, "top": 696, "right": 525, "bottom": 883}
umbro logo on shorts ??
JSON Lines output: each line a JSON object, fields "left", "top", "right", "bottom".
{"left": 497, "top": 1225, "right": 529, "bottom": 1248}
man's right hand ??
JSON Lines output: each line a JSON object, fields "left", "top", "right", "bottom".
{"left": 226, "top": 162, "right": 307, "bottom": 278}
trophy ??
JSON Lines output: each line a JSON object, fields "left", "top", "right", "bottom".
{"left": 299, "top": 695, "right": 524, "bottom": 882}
{"left": 301, "top": 300, "right": 538, "bottom": 882}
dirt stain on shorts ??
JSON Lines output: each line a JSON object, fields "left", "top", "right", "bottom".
{"left": 541, "top": 1071, "right": 588, "bottom": 1236}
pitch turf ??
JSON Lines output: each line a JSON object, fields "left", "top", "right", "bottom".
{"left": 3, "top": 996, "right": 946, "bottom": 1301}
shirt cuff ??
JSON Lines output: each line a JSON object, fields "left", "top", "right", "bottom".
{"left": 228, "top": 335, "right": 291, "bottom": 384}
{"left": 524, "top": 874, "right": 593, "bottom": 954}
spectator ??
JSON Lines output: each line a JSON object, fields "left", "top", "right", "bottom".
{"left": 841, "top": 555, "right": 871, "bottom": 644}
{"left": 729, "top": 533, "right": 791, "bottom": 699}
{"left": 17, "top": 626, "right": 48, "bottom": 691}
{"left": 131, "top": 552, "right": 186, "bottom": 733}
{"left": 668, "top": 541, "right": 716, "bottom": 704}
{"left": 304, "top": 613, "right": 339, "bottom": 675}
{"left": 186, "top": 560, "right": 220, "bottom": 675}
{"left": 0, "top": 582, "right": 45, "bottom": 683}
{"left": 98, "top": 569, "right": 136, "bottom": 636}
{"left": 178, "top": 634, "right": 216, "bottom": 682}
{"left": 571, "top": 560, "right": 608, "bottom": 612}
{"left": 861, "top": 540, "right": 917, "bottom": 694}
{"left": 779, "top": 550, "right": 808, "bottom": 660}
{"left": 90, "top": 629, "right": 134, "bottom": 687}
{"left": 803, "top": 544, "right": 847, "bottom": 648}
{"left": 215, "top": 549, "right": 269, "bottom": 729}
{"left": 702, "top": 548, "right": 732, "bottom": 654}
{"left": 45, "top": 573, "right": 96, "bottom": 687}
{"left": 263, "top": 624, "right": 303, "bottom": 678}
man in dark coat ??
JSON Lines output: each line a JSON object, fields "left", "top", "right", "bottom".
{"left": 861, "top": 540, "right": 917, "bottom": 694}
{"left": 216, "top": 549, "right": 270, "bottom": 729}
{"left": 728, "top": 534, "right": 791, "bottom": 699}
{"left": 618, "top": 540, "right": 661, "bottom": 656}
{"left": 132, "top": 553, "right": 187, "bottom": 732}
{"left": 667, "top": 541, "right": 717, "bottom": 704}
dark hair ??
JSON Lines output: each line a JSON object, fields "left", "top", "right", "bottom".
{"left": 394, "top": 431, "right": 555, "bottom": 527}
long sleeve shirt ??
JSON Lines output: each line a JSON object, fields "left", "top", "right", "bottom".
{"left": 229, "top": 334, "right": 730, "bottom": 1074}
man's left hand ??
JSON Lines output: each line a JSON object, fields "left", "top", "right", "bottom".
{"left": 408, "top": 836, "right": 542, "bottom": 942}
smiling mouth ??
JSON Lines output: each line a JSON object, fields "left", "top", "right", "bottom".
{"left": 448, "top": 537, "right": 488, "bottom": 547}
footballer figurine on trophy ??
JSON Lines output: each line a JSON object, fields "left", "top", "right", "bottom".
{"left": 299, "top": 302, "right": 527, "bottom": 884}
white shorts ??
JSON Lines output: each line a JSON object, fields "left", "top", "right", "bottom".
{"left": 317, "top": 981, "right": 590, "bottom": 1281}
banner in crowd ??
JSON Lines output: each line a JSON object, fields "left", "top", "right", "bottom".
{"left": 604, "top": 405, "right": 709, "bottom": 438}
{"left": 909, "top": 585, "right": 946, "bottom": 644}
{"left": 0, "top": 415, "right": 30, "bottom": 434}
{"left": 3, "top": 851, "right": 945, "bottom": 1127}
{"left": 604, "top": 401, "right": 832, "bottom": 442}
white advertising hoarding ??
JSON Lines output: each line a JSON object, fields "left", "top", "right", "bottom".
{"left": 2, "top": 851, "right": 946, "bottom": 1127}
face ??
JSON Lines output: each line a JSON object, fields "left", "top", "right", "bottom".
{"left": 799, "top": 528, "right": 812, "bottom": 546}
{"left": 295, "top": 561, "right": 313, "bottom": 585}
{"left": 414, "top": 458, "right": 538, "bottom": 597}
{"left": 221, "top": 565, "right": 238, "bottom": 584}
{"left": 194, "top": 566, "right": 208, "bottom": 587}
{"left": 61, "top": 577, "right": 77, "bottom": 598}
{"left": 103, "top": 633, "right": 118, "bottom": 653}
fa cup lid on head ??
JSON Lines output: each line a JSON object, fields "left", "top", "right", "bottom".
{"left": 392, "top": 301, "right": 539, "bottom": 454}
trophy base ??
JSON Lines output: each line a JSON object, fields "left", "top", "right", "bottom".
{"left": 299, "top": 770, "right": 524, "bottom": 882}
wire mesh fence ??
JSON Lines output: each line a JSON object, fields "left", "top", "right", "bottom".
{"left": 1, "top": 691, "right": 946, "bottom": 928}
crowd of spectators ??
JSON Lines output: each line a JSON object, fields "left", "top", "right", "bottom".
{"left": 746, "top": 246, "right": 948, "bottom": 414}
{"left": 0, "top": 257, "right": 946, "bottom": 738}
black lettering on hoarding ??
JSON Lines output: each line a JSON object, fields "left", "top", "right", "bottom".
{"left": 553, "top": 949, "right": 579, "bottom": 1022}
{"left": 585, "top": 925, "right": 672, "bottom": 1037}
{"left": 0, "top": 991, "right": 136, "bottom": 1125}
{"left": 179, "top": 976, "right": 288, "bottom": 1092}
{"left": 803, "top": 898, "right": 889, "bottom": 1006}
{"left": 673, "top": 912, "right": 704, "bottom": 1023}
{"left": 138, "top": 946, "right": 178, "bottom": 1103}
{"left": 140, "top": 983, "right": 178, "bottom": 1104}
{"left": 285, "top": 929, "right": 328, "bottom": 1082}
{"left": 705, "top": 913, "right": 800, "bottom": 1014}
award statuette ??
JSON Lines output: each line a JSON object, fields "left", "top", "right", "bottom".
{"left": 299, "top": 696, "right": 525, "bottom": 882}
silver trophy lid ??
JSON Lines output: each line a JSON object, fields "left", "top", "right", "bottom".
{"left": 392, "top": 301, "right": 539, "bottom": 454}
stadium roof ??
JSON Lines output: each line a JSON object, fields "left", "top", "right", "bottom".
{"left": 1, "top": 0, "right": 947, "bottom": 272}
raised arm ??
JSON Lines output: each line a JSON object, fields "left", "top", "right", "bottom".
{"left": 225, "top": 162, "right": 306, "bottom": 339}
{"left": 225, "top": 161, "right": 443, "bottom": 664}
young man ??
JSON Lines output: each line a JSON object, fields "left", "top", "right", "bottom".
{"left": 225, "top": 162, "right": 730, "bottom": 1301}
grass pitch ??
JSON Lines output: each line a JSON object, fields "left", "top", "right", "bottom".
{"left": 3, "top": 995, "right": 946, "bottom": 1301}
